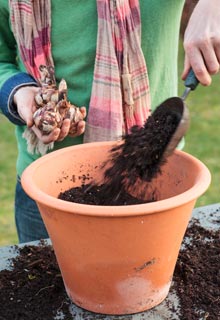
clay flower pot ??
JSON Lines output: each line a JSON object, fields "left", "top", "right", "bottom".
{"left": 21, "top": 141, "right": 211, "bottom": 315}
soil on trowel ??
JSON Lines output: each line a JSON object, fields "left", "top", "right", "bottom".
{"left": 59, "top": 99, "right": 181, "bottom": 205}
{"left": 0, "top": 220, "right": 219, "bottom": 320}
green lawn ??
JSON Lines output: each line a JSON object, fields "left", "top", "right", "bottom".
{"left": 182, "top": 80, "right": 220, "bottom": 207}
{"left": 0, "top": 117, "right": 18, "bottom": 246}
{"left": 0, "top": 44, "right": 220, "bottom": 247}
{"left": 178, "top": 44, "right": 220, "bottom": 207}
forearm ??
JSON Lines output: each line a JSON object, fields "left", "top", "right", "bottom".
{"left": 0, "top": 3, "right": 38, "bottom": 125}
{"left": 0, "top": 73, "right": 38, "bottom": 125}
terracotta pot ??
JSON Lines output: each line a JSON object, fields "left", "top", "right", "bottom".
{"left": 21, "top": 142, "right": 211, "bottom": 315}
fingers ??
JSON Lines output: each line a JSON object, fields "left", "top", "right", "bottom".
{"left": 26, "top": 117, "right": 34, "bottom": 128}
{"left": 201, "top": 42, "right": 220, "bottom": 75}
{"left": 26, "top": 104, "right": 38, "bottom": 128}
{"left": 183, "top": 44, "right": 212, "bottom": 86}
{"left": 34, "top": 119, "right": 71, "bottom": 143}
{"left": 181, "top": 0, "right": 220, "bottom": 86}
{"left": 181, "top": 55, "right": 191, "bottom": 80}
{"left": 31, "top": 115, "right": 86, "bottom": 144}
{"left": 57, "top": 118, "right": 71, "bottom": 141}
{"left": 17, "top": 103, "right": 36, "bottom": 128}
{"left": 68, "top": 120, "right": 86, "bottom": 137}
{"left": 77, "top": 120, "right": 86, "bottom": 135}
{"left": 80, "top": 106, "right": 87, "bottom": 119}
{"left": 214, "top": 41, "right": 220, "bottom": 65}
{"left": 31, "top": 126, "right": 61, "bottom": 144}
{"left": 16, "top": 85, "right": 87, "bottom": 145}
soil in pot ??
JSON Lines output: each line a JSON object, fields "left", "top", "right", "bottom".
{"left": 0, "top": 219, "right": 219, "bottom": 320}
{"left": 59, "top": 102, "right": 182, "bottom": 205}
{"left": 58, "top": 182, "right": 156, "bottom": 205}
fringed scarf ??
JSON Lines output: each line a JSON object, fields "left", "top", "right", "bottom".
{"left": 9, "top": 0, "right": 151, "bottom": 148}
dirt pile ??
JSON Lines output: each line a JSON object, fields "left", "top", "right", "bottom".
{"left": 0, "top": 220, "right": 219, "bottom": 320}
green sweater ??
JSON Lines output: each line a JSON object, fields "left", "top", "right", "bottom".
{"left": 0, "top": 0, "right": 184, "bottom": 176}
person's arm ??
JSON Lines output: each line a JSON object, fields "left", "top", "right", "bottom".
{"left": 0, "top": 4, "right": 86, "bottom": 143}
{"left": 0, "top": 4, "right": 38, "bottom": 125}
{"left": 182, "top": 0, "right": 220, "bottom": 86}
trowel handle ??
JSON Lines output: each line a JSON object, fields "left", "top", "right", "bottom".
{"left": 184, "top": 68, "right": 199, "bottom": 91}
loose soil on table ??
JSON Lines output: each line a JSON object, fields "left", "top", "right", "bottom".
{"left": 172, "top": 220, "right": 220, "bottom": 320}
{"left": 0, "top": 221, "right": 219, "bottom": 320}
{"left": 0, "top": 240, "right": 72, "bottom": 320}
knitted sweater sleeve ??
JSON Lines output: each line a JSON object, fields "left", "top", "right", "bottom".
{"left": 0, "top": 2, "right": 37, "bottom": 125}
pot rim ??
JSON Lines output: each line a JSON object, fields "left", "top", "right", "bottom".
{"left": 21, "top": 142, "right": 211, "bottom": 217}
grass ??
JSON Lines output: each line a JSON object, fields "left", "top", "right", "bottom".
{"left": 178, "top": 43, "right": 220, "bottom": 207}
{"left": 0, "top": 43, "right": 219, "bottom": 246}
{"left": 0, "top": 116, "right": 18, "bottom": 246}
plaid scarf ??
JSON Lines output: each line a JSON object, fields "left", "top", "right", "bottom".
{"left": 10, "top": 0, "right": 151, "bottom": 144}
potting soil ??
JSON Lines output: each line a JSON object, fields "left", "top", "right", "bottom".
{"left": 59, "top": 99, "right": 182, "bottom": 205}
{"left": 0, "top": 220, "right": 219, "bottom": 320}
{"left": 58, "top": 183, "right": 156, "bottom": 205}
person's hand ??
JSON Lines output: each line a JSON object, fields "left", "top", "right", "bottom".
{"left": 32, "top": 111, "right": 86, "bottom": 143}
{"left": 14, "top": 86, "right": 61, "bottom": 144}
{"left": 14, "top": 86, "right": 86, "bottom": 144}
{"left": 14, "top": 86, "right": 39, "bottom": 127}
{"left": 67, "top": 106, "right": 86, "bottom": 139}
{"left": 182, "top": 0, "right": 220, "bottom": 86}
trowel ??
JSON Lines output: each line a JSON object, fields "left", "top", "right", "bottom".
{"left": 154, "top": 68, "right": 199, "bottom": 158}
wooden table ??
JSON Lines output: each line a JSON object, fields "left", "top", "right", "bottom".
{"left": 1, "top": 203, "right": 219, "bottom": 319}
